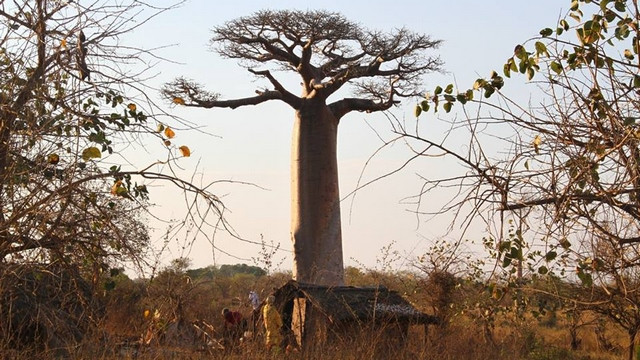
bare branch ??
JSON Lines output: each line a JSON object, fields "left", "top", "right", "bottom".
{"left": 248, "top": 68, "right": 301, "bottom": 108}
{"left": 161, "top": 76, "right": 288, "bottom": 109}
{"left": 329, "top": 97, "right": 397, "bottom": 119}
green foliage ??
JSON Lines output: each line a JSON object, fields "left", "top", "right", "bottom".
{"left": 219, "top": 263, "right": 267, "bottom": 277}
{"left": 186, "top": 263, "right": 267, "bottom": 280}
{"left": 419, "top": 0, "right": 640, "bottom": 113}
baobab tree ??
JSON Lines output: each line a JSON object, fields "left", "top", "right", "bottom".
{"left": 163, "top": 10, "right": 442, "bottom": 285}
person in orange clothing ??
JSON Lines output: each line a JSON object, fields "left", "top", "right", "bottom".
{"left": 262, "top": 295, "right": 283, "bottom": 353}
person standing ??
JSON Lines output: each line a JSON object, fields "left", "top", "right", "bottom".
{"left": 262, "top": 295, "right": 283, "bottom": 353}
{"left": 248, "top": 290, "right": 260, "bottom": 333}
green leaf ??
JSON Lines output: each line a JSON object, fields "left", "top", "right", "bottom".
{"left": 510, "top": 246, "right": 522, "bottom": 261}
{"left": 540, "top": 28, "right": 553, "bottom": 37}
{"left": 524, "top": 160, "right": 529, "bottom": 170}
{"left": 444, "top": 84, "right": 454, "bottom": 94}
{"left": 434, "top": 85, "right": 443, "bottom": 95}
{"left": 491, "top": 76, "right": 504, "bottom": 90}
{"left": 82, "top": 147, "right": 102, "bottom": 161}
{"left": 584, "top": 19, "right": 593, "bottom": 31}
{"left": 570, "top": 0, "right": 579, "bottom": 11}
{"left": 600, "top": 0, "right": 611, "bottom": 11}
{"left": 569, "top": 9, "right": 584, "bottom": 22}
{"left": 576, "top": 28, "right": 586, "bottom": 43}
{"left": 614, "top": 0, "right": 625, "bottom": 12}
{"left": 519, "top": 59, "right": 528, "bottom": 74}
{"left": 514, "top": 44, "right": 526, "bottom": 59}
{"left": 526, "top": 67, "right": 535, "bottom": 80}
{"left": 633, "top": 75, "right": 640, "bottom": 88}
{"left": 560, "top": 19, "right": 569, "bottom": 31}
{"left": 473, "top": 79, "right": 486, "bottom": 90}
{"left": 443, "top": 102, "right": 452, "bottom": 113}
{"left": 570, "top": 12, "right": 582, "bottom": 22}
{"left": 456, "top": 94, "right": 467, "bottom": 104}
{"left": 604, "top": 10, "right": 616, "bottom": 22}
{"left": 545, "top": 251, "right": 557, "bottom": 262}
{"left": 550, "top": 61, "right": 563, "bottom": 74}
{"left": 499, "top": 241, "right": 511, "bottom": 252}
{"left": 503, "top": 63, "right": 511, "bottom": 78}
{"left": 534, "top": 41, "right": 548, "bottom": 56}
{"left": 465, "top": 89, "right": 474, "bottom": 101}
{"left": 538, "top": 266, "right": 549, "bottom": 275}
{"left": 115, "top": 186, "right": 128, "bottom": 197}
{"left": 577, "top": 270, "right": 593, "bottom": 287}
{"left": 420, "top": 100, "right": 430, "bottom": 112}
{"left": 483, "top": 87, "right": 495, "bottom": 98}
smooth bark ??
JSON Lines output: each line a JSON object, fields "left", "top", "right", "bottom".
{"left": 291, "top": 100, "right": 343, "bottom": 286}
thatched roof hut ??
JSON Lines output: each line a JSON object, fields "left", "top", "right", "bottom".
{"left": 270, "top": 280, "right": 438, "bottom": 350}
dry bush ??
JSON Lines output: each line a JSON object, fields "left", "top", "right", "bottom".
{"left": 0, "top": 264, "right": 96, "bottom": 357}
{"left": 423, "top": 270, "right": 459, "bottom": 325}
{"left": 99, "top": 272, "right": 147, "bottom": 339}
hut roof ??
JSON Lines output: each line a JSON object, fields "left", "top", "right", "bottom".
{"left": 273, "top": 280, "right": 438, "bottom": 325}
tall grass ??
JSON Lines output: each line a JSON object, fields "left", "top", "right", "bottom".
{"left": 0, "top": 268, "right": 629, "bottom": 360}
{"left": 0, "top": 313, "right": 624, "bottom": 360}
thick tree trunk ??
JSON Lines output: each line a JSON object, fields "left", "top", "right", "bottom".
{"left": 290, "top": 100, "right": 344, "bottom": 286}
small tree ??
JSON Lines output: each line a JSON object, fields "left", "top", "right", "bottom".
{"left": 404, "top": 0, "right": 640, "bottom": 359}
{"left": 163, "top": 10, "right": 442, "bottom": 285}
{"left": 0, "top": 0, "right": 226, "bottom": 352}
{"left": 0, "top": 0, "right": 227, "bottom": 272}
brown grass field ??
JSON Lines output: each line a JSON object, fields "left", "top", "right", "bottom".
{"left": 0, "top": 268, "right": 632, "bottom": 360}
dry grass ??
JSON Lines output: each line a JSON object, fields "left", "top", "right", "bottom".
{"left": 1, "top": 315, "right": 626, "bottom": 360}
{"left": 0, "top": 269, "right": 633, "bottom": 360}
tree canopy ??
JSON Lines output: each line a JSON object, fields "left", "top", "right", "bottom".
{"left": 163, "top": 9, "right": 442, "bottom": 116}
{"left": 0, "top": 0, "right": 228, "bottom": 273}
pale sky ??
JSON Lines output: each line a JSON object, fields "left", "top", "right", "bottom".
{"left": 121, "top": 0, "right": 567, "bottom": 273}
